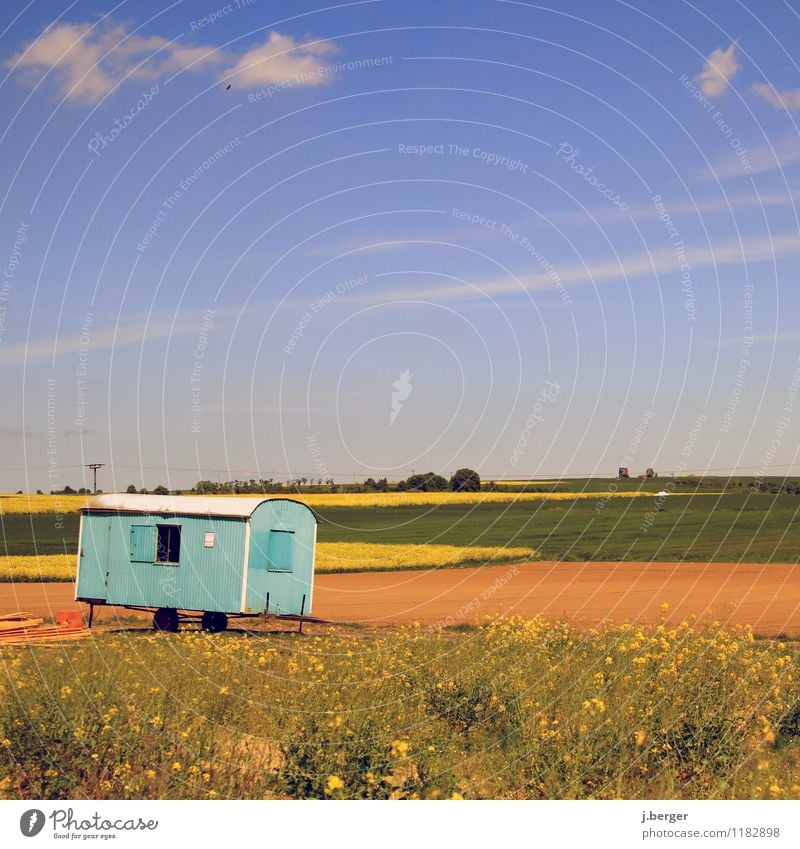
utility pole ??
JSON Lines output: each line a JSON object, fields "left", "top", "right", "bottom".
{"left": 86, "top": 463, "right": 104, "bottom": 493}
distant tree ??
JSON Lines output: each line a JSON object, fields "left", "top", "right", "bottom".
{"left": 62, "top": 485, "right": 76, "bottom": 494}
{"left": 15, "top": 489, "right": 22, "bottom": 494}
{"left": 126, "top": 484, "right": 138, "bottom": 493}
{"left": 139, "top": 488, "right": 148, "bottom": 494}
{"left": 36, "top": 489, "right": 43, "bottom": 495}
{"left": 195, "top": 480, "right": 218, "bottom": 494}
{"left": 450, "top": 468, "right": 481, "bottom": 492}
{"left": 403, "top": 472, "right": 448, "bottom": 492}
{"left": 153, "top": 485, "right": 169, "bottom": 495}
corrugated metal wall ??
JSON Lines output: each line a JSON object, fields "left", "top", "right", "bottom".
{"left": 77, "top": 511, "right": 246, "bottom": 613}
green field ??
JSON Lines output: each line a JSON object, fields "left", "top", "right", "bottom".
{"left": 2, "top": 486, "right": 800, "bottom": 563}
{"left": 1, "top": 513, "right": 79, "bottom": 556}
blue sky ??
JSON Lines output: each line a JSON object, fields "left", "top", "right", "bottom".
{"left": 2, "top": 0, "right": 800, "bottom": 491}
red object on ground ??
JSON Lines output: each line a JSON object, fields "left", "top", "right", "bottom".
{"left": 55, "top": 610, "right": 84, "bottom": 629}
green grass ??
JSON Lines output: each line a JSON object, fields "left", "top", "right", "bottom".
{"left": 490, "top": 476, "right": 731, "bottom": 493}
{"left": 0, "top": 513, "right": 79, "bottom": 555}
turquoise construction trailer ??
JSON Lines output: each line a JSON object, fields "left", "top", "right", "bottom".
{"left": 75, "top": 493, "right": 318, "bottom": 631}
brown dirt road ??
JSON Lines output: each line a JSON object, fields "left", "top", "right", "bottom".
{"left": 2, "top": 560, "right": 800, "bottom": 634}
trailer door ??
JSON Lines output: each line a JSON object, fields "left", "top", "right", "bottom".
{"left": 77, "top": 515, "right": 112, "bottom": 601}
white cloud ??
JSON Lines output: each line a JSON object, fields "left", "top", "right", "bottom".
{"left": 225, "top": 31, "right": 336, "bottom": 88}
{"left": 751, "top": 83, "right": 800, "bottom": 111}
{"left": 8, "top": 21, "right": 225, "bottom": 103}
{"left": 7, "top": 22, "right": 336, "bottom": 104}
{"left": 11, "top": 22, "right": 118, "bottom": 103}
{"left": 695, "top": 43, "right": 740, "bottom": 97}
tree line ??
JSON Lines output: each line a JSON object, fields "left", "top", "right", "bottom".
{"left": 46, "top": 469, "right": 484, "bottom": 495}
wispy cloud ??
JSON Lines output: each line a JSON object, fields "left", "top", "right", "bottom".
{"left": 0, "top": 426, "right": 39, "bottom": 439}
{"left": 546, "top": 189, "right": 798, "bottom": 226}
{"left": 365, "top": 232, "right": 800, "bottom": 303}
{"left": 695, "top": 43, "right": 740, "bottom": 97}
{"left": 706, "top": 135, "right": 800, "bottom": 180}
{"left": 1, "top": 317, "right": 189, "bottom": 365}
{"left": 7, "top": 21, "right": 337, "bottom": 104}
{"left": 751, "top": 83, "right": 800, "bottom": 111}
{"left": 717, "top": 331, "right": 800, "bottom": 348}
{"left": 1, "top": 305, "right": 249, "bottom": 365}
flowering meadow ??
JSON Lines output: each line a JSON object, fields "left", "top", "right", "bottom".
{"left": 1, "top": 616, "right": 799, "bottom": 800}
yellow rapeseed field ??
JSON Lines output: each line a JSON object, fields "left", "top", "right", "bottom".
{"left": 281, "top": 492, "right": 637, "bottom": 507}
{"left": 0, "top": 490, "right": 657, "bottom": 515}
{"left": 0, "top": 494, "right": 89, "bottom": 514}
{"left": 1, "top": 616, "right": 798, "bottom": 799}
{"left": 315, "top": 543, "right": 534, "bottom": 573}
{"left": 1, "top": 554, "right": 75, "bottom": 582}
{"left": 2, "top": 544, "right": 535, "bottom": 582}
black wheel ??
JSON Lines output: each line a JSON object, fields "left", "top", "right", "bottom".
{"left": 153, "top": 607, "right": 179, "bottom": 632}
{"left": 201, "top": 611, "right": 228, "bottom": 633}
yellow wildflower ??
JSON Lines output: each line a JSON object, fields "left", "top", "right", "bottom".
{"left": 325, "top": 775, "right": 344, "bottom": 794}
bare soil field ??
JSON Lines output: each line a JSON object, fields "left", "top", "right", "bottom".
{"left": 1, "top": 560, "right": 799, "bottom": 635}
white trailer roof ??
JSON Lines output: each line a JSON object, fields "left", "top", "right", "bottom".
{"left": 82, "top": 493, "right": 304, "bottom": 518}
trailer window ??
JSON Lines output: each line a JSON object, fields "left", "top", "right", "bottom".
{"left": 156, "top": 525, "right": 181, "bottom": 564}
